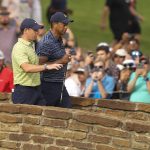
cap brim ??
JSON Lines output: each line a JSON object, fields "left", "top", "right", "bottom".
{"left": 62, "top": 19, "right": 74, "bottom": 25}
{"left": 33, "top": 24, "right": 44, "bottom": 31}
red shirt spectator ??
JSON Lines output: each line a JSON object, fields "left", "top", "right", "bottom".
{"left": 0, "top": 50, "right": 14, "bottom": 93}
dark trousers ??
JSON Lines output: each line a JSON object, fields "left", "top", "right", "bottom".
{"left": 12, "top": 85, "right": 46, "bottom": 106}
{"left": 41, "top": 81, "right": 71, "bottom": 108}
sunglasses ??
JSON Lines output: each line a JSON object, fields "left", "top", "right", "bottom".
{"left": 123, "top": 63, "right": 134, "bottom": 68}
{"left": 94, "top": 66, "right": 104, "bottom": 69}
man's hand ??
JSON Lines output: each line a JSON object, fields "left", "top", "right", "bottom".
{"left": 46, "top": 64, "right": 63, "bottom": 70}
{"left": 61, "top": 54, "right": 71, "bottom": 64}
{"left": 97, "top": 71, "right": 104, "bottom": 81}
{"left": 120, "top": 69, "right": 131, "bottom": 82}
{"left": 135, "top": 68, "right": 143, "bottom": 77}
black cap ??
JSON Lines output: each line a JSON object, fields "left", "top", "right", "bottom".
{"left": 20, "top": 18, "right": 43, "bottom": 31}
{"left": 50, "top": 12, "right": 73, "bottom": 25}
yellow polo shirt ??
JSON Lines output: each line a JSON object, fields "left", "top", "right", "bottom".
{"left": 12, "top": 38, "right": 40, "bottom": 86}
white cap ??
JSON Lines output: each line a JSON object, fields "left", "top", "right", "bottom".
{"left": 97, "top": 42, "right": 109, "bottom": 47}
{"left": 115, "top": 49, "right": 127, "bottom": 57}
{"left": 96, "top": 42, "right": 113, "bottom": 52}
{"left": 75, "top": 67, "right": 85, "bottom": 73}
{"left": 123, "top": 59, "right": 135, "bottom": 65}
{"left": 0, "top": 50, "right": 4, "bottom": 60}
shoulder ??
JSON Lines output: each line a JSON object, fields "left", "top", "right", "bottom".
{"left": 12, "top": 42, "right": 25, "bottom": 53}
{"left": 2, "top": 67, "right": 13, "bottom": 75}
{"left": 106, "top": 74, "right": 114, "bottom": 80}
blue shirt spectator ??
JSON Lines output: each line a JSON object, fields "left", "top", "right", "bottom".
{"left": 85, "top": 74, "right": 115, "bottom": 99}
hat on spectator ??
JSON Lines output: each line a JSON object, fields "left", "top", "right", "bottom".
{"left": 123, "top": 59, "right": 136, "bottom": 69}
{"left": 96, "top": 42, "right": 110, "bottom": 53}
{"left": 50, "top": 12, "right": 73, "bottom": 25}
{"left": 20, "top": 18, "right": 43, "bottom": 31}
{"left": 75, "top": 68, "right": 85, "bottom": 74}
{"left": 115, "top": 49, "right": 127, "bottom": 57}
{"left": 0, "top": 50, "right": 4, "bottom": 60}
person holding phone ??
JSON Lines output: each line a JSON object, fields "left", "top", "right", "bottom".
{"left": 84, "top": 59, "right": 115, "bottom": 99}
{"left": 127, "top": 57, "right": 150, "bottom": 104}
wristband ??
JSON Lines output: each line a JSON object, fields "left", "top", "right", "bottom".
{"left": 44, "top": 64, "right": 48, "bottom": 70}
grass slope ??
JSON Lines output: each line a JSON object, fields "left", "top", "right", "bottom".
{"left": 41, "top": 0, "right": 150, "bottom": 54}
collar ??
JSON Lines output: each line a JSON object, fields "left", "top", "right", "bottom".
{"left": 49, "top": 30, "right": 62, "bottom": 43}
{"left": 18, "top": 38, "right": 34, "bottom": 46}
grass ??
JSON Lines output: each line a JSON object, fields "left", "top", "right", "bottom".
{"left": 41, "top": 0, "right": 150, "bottom": 54}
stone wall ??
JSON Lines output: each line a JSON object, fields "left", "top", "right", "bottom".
{"left": 0, "top": 93, "right": 150, "bottom": 150}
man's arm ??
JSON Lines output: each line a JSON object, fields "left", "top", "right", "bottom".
{"left": 100, "top": 5, "right": 109, "bottom": 30}
{"left": 21, "top": 63, "right": 62, "bottom": 73}
{"left": 39, "top": 54, "right": 71, "bottom": 65}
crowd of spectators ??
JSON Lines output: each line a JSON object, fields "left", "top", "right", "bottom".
{"left": 0, "top": 0, "right": 150, "bottom": 106}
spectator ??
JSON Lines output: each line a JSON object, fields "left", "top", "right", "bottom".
{"left": 75, "top": 68, "right": 87, "bottom": 97}
{"left": 46, "top": 0, "right": 72, "bottom": 23}
{"left": 32, "top": 0, "right": 42, "bottom": 23}
{"left": 100, "top": 0, "right": 141, "bottom": 45}
{"left": 0, "top": 50, "right": 13, "bottom": 93}
{"left": 114, "top": 66, "right": 132, "bottom": 100}
{"left": 1, "top": 0, "right": 32, "bottom": 24}
{"left": 65, "top": 64, "right": 81, "bottom": 97}
{"left": 83, "top": 51, "right": 95, "bottom": 76}
{"left": 0, "top": 7, "right": 18, "bottom": 66}
{"left": 96, "top": 44, "right": 120, "bottom": 81}
{"left": 12, "top": 18, "right": 62, "bottom": 105}
{"left": 100, "top": 0, "right": 132, "bottom": 43}
{"left": 128, "top": 0, "right": 143, "bottom": 40}
{"left": 113, "top": 48, "right": 127, "bottom": 65}
{"left": 130, "top": 50, "right": 143, "bottom": 65}
{"left": 84, "top": 59, "right": 115, "bottom": 99}
{"left": 127, "top": 57, "right": 150, "bottom": 104}
{"left": 127, "top": 38, "right": 140, "bottom": 52}
{"left": 36, "top": 12, "right": 73, "bottom": 108}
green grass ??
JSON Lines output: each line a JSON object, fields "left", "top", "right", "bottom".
{"left": 41, "top": 0, "right": 150, "bottom": 54}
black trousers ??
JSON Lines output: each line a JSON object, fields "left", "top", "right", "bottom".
{"left": 41, "top": 81, "right": 72, "bottom": 108}
{"left": 12, "top": 85, "right": 46, "bottom": 106}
